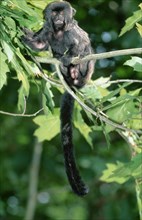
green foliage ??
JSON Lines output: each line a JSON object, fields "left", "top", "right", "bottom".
{"left": 124, "top": 56, "right": 142, "bottom": 72}
{"left": 33, "top": 109, "right": 60, "bottom": 142}
{"left": 0, "top": 0, "right": 40, "bottom": 111}
{"left": 0, "top": 49, "right": 9, "bottom": 89}
{"left": 42, "top": 81, "right": 55, "bottom": 113}
{"left": 0, "top": 0, "right": 142, "bottom": 220}
{"left": 119, "top": 3, "right": 142, "bottom": 36}
{"left": 100, "top": 153, "right": 142, "bottom": 184}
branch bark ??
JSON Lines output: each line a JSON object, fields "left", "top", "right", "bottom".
{"left": 24, "top": 139, "right": 43, "bottom": 220}
{"left": 0, "top": 108, "right": 43, "bottom": 117}
{"left": 72, "top": 48, "right": 142, "bottom": 64}
{"left": 35, "top": 48, "right": 142, "bottom": 65}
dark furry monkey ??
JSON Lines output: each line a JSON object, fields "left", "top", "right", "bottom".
{"left": 22, "top": 1, "right": 94, "bottom": 196}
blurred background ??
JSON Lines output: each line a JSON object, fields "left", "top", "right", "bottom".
{"left": 0, "top": 0, "right": 141, "bottom": 219}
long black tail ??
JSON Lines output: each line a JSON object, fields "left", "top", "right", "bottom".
{"left": 60, "top": 92, "right": 88, "bottom": 196}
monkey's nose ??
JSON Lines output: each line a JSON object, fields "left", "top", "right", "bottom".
{"left": 55, "top": 20, "right": 64, "bottom": 25}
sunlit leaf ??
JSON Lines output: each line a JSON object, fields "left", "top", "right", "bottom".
{"left": 33, "top": 109, "right": 60, "bottom": 142}
{"left": 27, "top": 0, "right": 49, "bottom": 9}
{"left": 4, "top": 17, "right": 16, "bottom": 38}
{"left": 124, "top": 56, "right": 142, "bottom": 72}
{"left": 17, "top": 71, "right": 30, "bottom": 96}
{"left": 136, "top": 23, "right": 142, "bottom": 37}
{"left": 9, "top": 0, "right": 37, "bottom": 16}
{"left": 2, "top": 41, "right": 14, "bottom": 62}
{"left": 0, "top": 49, "right": 9, "bottom": 89}
{"left": 119, "top": 9, "right": 142, "bottom": 36}
{"left": 42, "top": 81, "right": 55, "bottom": 114}
{"left": 82, "top": 85, "right": 103, "bottom": 100}
{"left": 100, "top": 153, "right": 142, "bottom": 184}
{"left": 100, "top": 162, "right": 128, "bottom": 184}
{"left": 139, "top": 3, "right": 142, "bottom": 10}
{"left": 106, "top": 99, "right": 138, "bottom": 124}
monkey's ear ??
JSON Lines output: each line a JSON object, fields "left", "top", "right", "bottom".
{"left": 72, "top": 8, "right": 76, "bottom": 16}
{"left": 43, "top": 7, "right": 51, "bottom": 20}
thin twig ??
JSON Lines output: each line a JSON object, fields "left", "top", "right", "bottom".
{"left": 31, "top": 56, "right": 62, "bottom": 87}
{"left": 39, "top": 70, "right": 62, "bottom": 87}
{"left": 105, "top": 79, "right": 142, "bottom": 84}
{"left": 88, "top": 79, "right": 142, "bottom": 87}
{"left": 0, "top": 108, "right": 43, "bottom": 117}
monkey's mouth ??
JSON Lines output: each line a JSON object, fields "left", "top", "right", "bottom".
{"left": 54, "top": 20, "right": 64, "bottom": 25}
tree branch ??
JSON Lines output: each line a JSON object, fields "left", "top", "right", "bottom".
{"left": 24, "top": 139, "right": 43, "bottom": 220}
{"left": 34, "top": 48, "right": 142, "bottom": 65}
{"left": 54, "top": 63, "right": 142, "bottom": 135}
{"left": 103, "top": 79, "right": 142, "bottom": 85}
{"left": 72, "top": 48, "right": 142, "bottom": 64}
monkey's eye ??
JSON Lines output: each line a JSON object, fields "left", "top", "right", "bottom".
{"left": 60, "top": 11, "right": 64, "bottom": 15}
{"left": 52, "top": 11, "right": 57, "bottom": 16}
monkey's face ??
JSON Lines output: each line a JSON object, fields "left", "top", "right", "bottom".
{"left": 51, "top": 10, "right": 65, "bottom": 31}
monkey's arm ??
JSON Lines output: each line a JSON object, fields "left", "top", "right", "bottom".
{"left": 22, "top": 28, "right": 49, "bottom": 51}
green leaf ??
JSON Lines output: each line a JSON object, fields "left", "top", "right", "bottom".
{"left": 9, "top": 0, "right": 38, "bottom": 16}
{"left": 81, "top": 85, "right": 102, "bottom": 100}
{"left": 74, "top": 107, "right": 92, "bottom": 147}
{"left": 15, "top": 48, "right": 35, "bottom": 75}
{"left": 1, "top": 41, "right": 30, "bottom": 99}
{"left": 0, "top": 2, "right": 41, "bottom": 28}
{"left": 100, "top": 120, "right": 111, "bottom": 149}
{"left": 113, "top": 153, "right": 142, "bottom": 180}
{"left": 106, "top": 93, "right": 142, "bottom": 132}
{"left": 81, "top": 83, "right": 109, "bottom": 102}
{"left": 33, "top": 109, "right": 60, "bottom": 142}
{"left": 124, "top": 56, "right": 142, "bottom": 72}
{"left": 17, "top": 71, "right": 30, "bottom": 97}
{"left": 119, "top": 9, "right": 142, "bottom": 36}
{"left": 1, "top": 41, "right": 14, "bottom": 62}
{"left": 100, "top": 153, "right": 142, "bottom": 184}
{"left": 0, "top": 49, "right": 9, "bottom": 89}
{"left": 4, "top": 17, "right": 16, "bottom": 38}
{"left": 42, "top": 81, "right": 55, "bottom": 114}
{"left": 106, "top": 99, "right": 136, "bottom": 123}
{"left": 128, "top": 114, "right": 142, "bottom": 130}
{"left": 27, "top": 0, "right": 48, "bottom": 10}
{"left": 94, "top": 77, "right": 111, "bottom": 88}
{"left": 100, "top": 162, "right": 129, "bottom": 184}
{"left": 101, "top": 82, "right": 131, "bottom": 104}
{"left": 136, "top": 22, "right": 142, "bottom": 37}
{"left": 18, "top": 85, "right": 28, "bottom": 112}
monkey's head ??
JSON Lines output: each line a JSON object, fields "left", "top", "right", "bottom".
{"left": 44, "top": 1, "right": 76, "bottom": 31}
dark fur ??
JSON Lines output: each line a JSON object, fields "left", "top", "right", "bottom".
{"left": 22, "top": 1, "right": 94, "bottom": 196}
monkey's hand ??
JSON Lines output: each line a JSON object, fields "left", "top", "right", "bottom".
{"left": 21, "top": 28, "right": 49, "bottom": 52}
{"left": 60, "top": 56, "right": 72, "bottom": 66}
{"left": 21, "top": 28, "right": 35, "bottom": 49}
